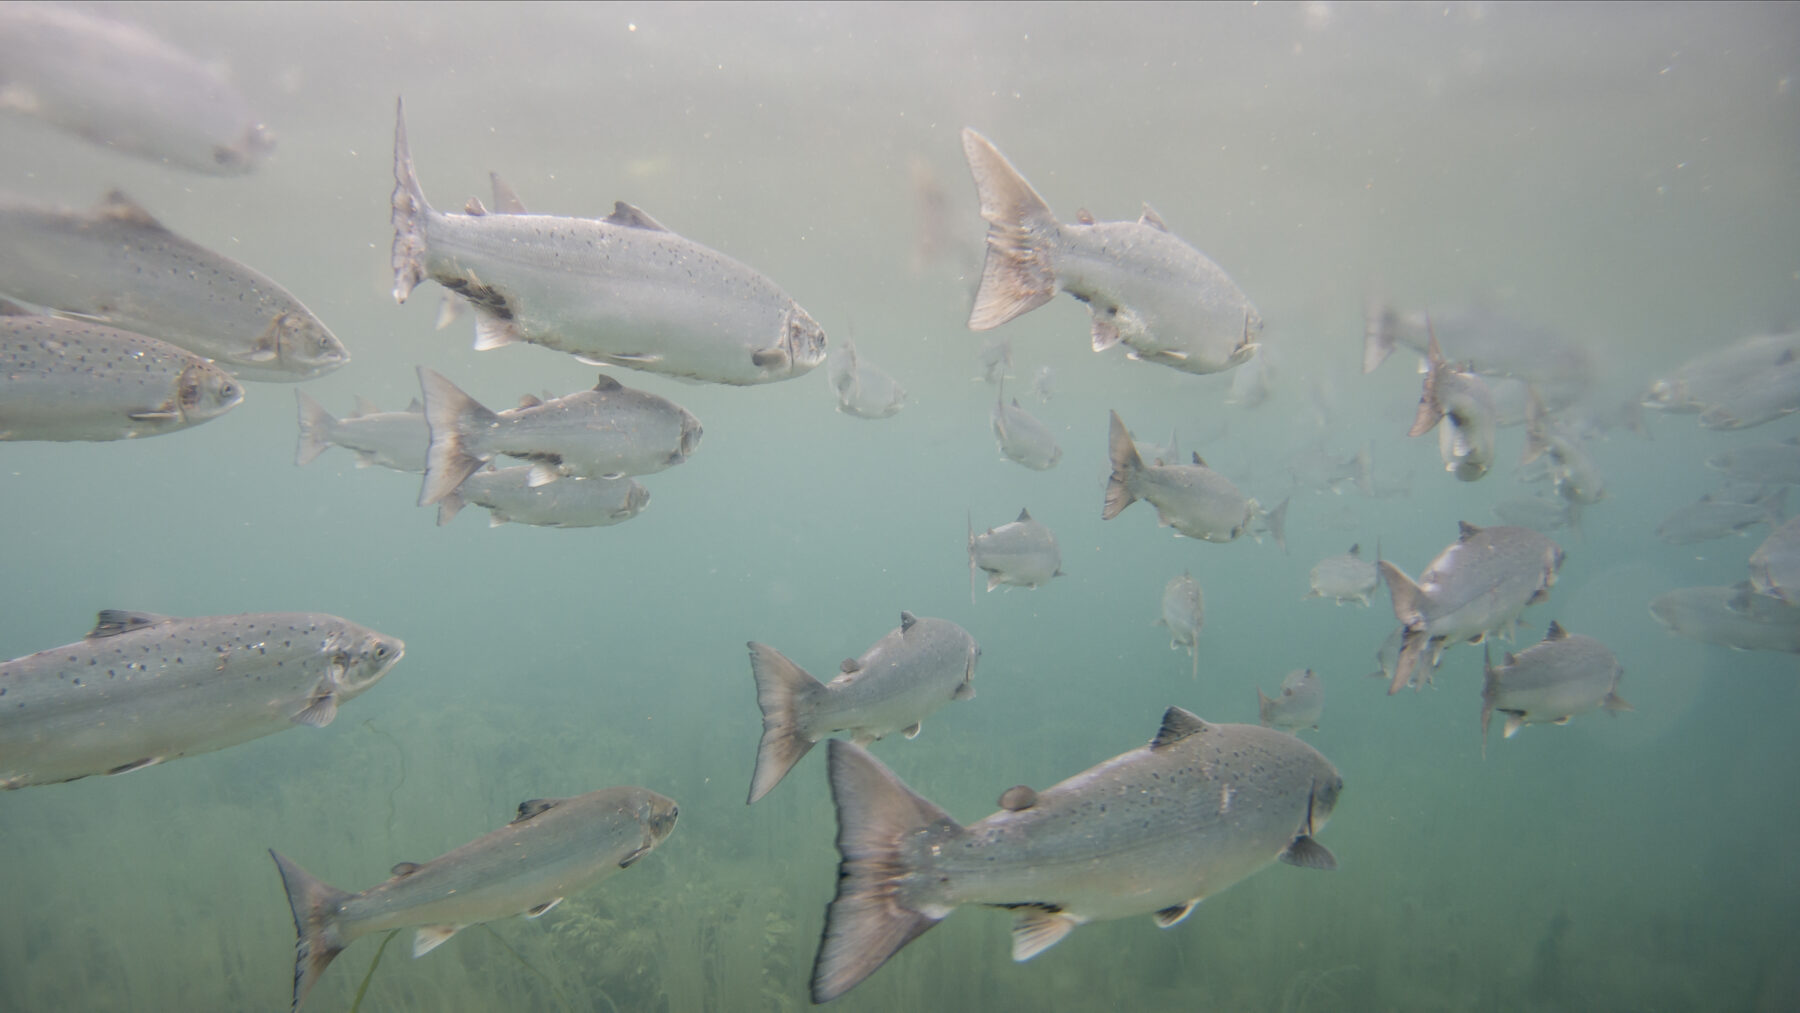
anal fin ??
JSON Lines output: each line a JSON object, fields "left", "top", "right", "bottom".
{"left": 413, "top": 925, "right": 461, "bottom": 957}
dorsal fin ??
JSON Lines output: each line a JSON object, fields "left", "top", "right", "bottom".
{"left": 998, "top": 785, "right": 1038, "bottom": 811}
{"left": 96, "top": 190, "right": 165, "bottom": 230}
{"left": 1016, "top": 507, "right": 1032, "bottom": 523}
{"left": 489, "top": 172, "right": 527, "bottom": 213}
{"left": 86, "top": 610, "right": 166, "bottom": 639}
{"left": 351, "top": 395, "right": 382, "bottom": 417}
{"left": 390, "top": 861, "right": 423, "bottom": 878}
{"left": 1138, "top": 204, "right": 1169, "bottom": 232}
{"left": 840, "top": 657, "right": 861, "bottom": 675}
{"left": 592, "top": 374, "right": 623, "bottom": 392}
{"left": 512, "top": 798, "right": 562, "bottom": 824}
{"left": 463, "top": 197, "right": 488, "bottom": 216}
{"left": 1150, "top": 706, "right": 1209, "bottom": 748}
{"left": 1545, "top": 620, "right": 1569, "bottom": 641}
{"left": 517, "top": 394, "right": 543, "bottom": 409}
{"left": 1457, "top": 520, "right": 1482, "bottom": 541}
{"left": 604, "top": 201, "right": 669, "bottom": 232}
{"left": 1075, "top": 208, "right": 1096, "bottom": 225}
{"left": 1191, "top": 452, "right": 1207, "bottom": 467}
{"left": 1348, "top": 544, "right": 1360, "bottom": 557}
{"left": 899, "top": 611, "right": 918, "bottom": 633}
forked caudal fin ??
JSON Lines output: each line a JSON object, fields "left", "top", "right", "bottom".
{"left": 391, "top": 97, "right": 433, "bottom": 305}
{"left": 812, "top": 741, "right": 958, "bottom": 1003}
{"left": 293, "top": 390, "right": 338, "bottom": 466}
{"left": 416, "top": 366, "right": 497, "bottom": 507}
{"left": 269, "top": 849, "right": 356, "bottom": 1013}
{"left": 1103, "top": 410, "right": 1143, "bottom": 521}
{"left": 961, "top": 129, "right": 1059, "bottom": 331}
{"left": 746, "top": 642, "right": 828, "bottom": 804}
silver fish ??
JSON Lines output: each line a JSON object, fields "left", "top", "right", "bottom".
{"left": 961, "top": 130, "right": 1261, "bottom": 375}
{"left": 975, "top": 334, "right": 1012, "bottom": 385}
{"left": 1749, "top": 517, "right": 1800, "bottom": 605}
{"left": 417, "top": 368, "right": 701, "bottom": 506}
{"left": 391, "top": 100, "right": 825, "bottom": 386}
{"left": 1706, "top": 436, "right": 1800, "bottom": 486}
{"left": 1379, "top": 522, "right": 1564, "bottom": 694}
{"left": 0, "top": 192, "right": 345, "bottom": 380}
{"left": 1105, "top": 410, "right": 1286, "bottom": 548}
{"left": 1155, "top": 571, "right": 1204, "bottom": 680}
{"left": 1655, "top": 487, "right": 1785, "bottom": 545}
{"left": 1522, "top": 390, "right": 1606, "bottom": 505}
{"left": 1363, "top": 303, "right": 1595, "bottom": 412}
{"left": 1480, "top": 623, "right": 1628, "bottom": 753}
{"left": 1650, "top": 583, "right": 1800, "bottom": 654}
{"left": 992, "top": 383, "right": 1061, "bottom": 470}
{"left": 1258, "top": 668, "right": 1323, "bottom": 733}
{"left": 968, "top": 508, "right": 1064, "bottom": 600}
{"left": 272, "top": 787, "right": 678, "bottom": 1011}
{"left": 1408, "top": 327, "right": 1497, "bottom": 482}
{"left": 1644, "top": 332, "right": 1800, "bottom": 415}
{"left": 437, "top": 468, "right": 649, "bottom": 529}
{"left": 0, "top": 610, "right": 402, "bottom": 789}
{"left": 747, "top": 612, "right": 979, "bottom": 803}
{"left": 809, "top": 709, "right": 1341, "bottom": 1002}
{"left": 1306, "top": 544, "right": 1381, "bottom": 606}
{"left": 827, "top": 339, "right": 906, "bottom": 419}
{"left": 0, "top": 313, "right": 242, "bottom": 441}
{"left": 295, "top": 392, "right": 427, "bottom": 472}
{"left": 0, "top": 4, "right": 273, "bottom": 174}
{"left": 1697, "top": 353, "right": 1800, "bottom": 430}
{"left": 1492, "top": 494, "right": 1584, "bottom": 534}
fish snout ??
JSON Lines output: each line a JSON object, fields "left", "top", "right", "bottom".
{"left": 181, "top": 363, "right": 244, "bottom": 420}
{"left": 1311, "top": 773, "right": 1344, "bottom": 831}
{"left": 279, "top": 315, "right": 351, "bottom": 375}
{"left": 677, "top": 414, "right": 704, "bottom": 461}
{"left": 343, "top": 634, "right": 406, "bottom": 692}
{"left": 787, "top": 307, "right": 829, "bottom": 373}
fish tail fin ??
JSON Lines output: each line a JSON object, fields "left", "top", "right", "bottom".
{"left": 1479, "top": 645, "right": 1497, "bottom": 758}
{"left": 417, "top": 367, "right": 495, "bottom": 506}
{"left": 435, "top": 489, "right": 465, "bottom": 527}
{"left": 960, "top": 129, "right": 1058, "bottom": 330}
{"left": 1257, "top": 687, "right": 1275, "bottom": 726}
{"left": 1362, "top": 301, "right": 1399, "bottom": 373}
{"left": 1262, "top": 497, "right": 1289, "bottom": 553}
{"left": 269, "top": 850, "right": 354, "bottom": 1013}
{"left": 811, "top": 741, "right": 955, "bottom": 1003}
{"left": 293, "top": 390, "right": 337, "bottom": 466}
{"left": 1407, "top": 361, "right": 1444, "bottom": 437}
{"left": 1380, "top": 560, "right": 1430, "bottom": 694}
{"left": 1103, "top": 410, "right": 1141, "bottom": 520}
{"left": 746, "top": 642, "right": 827, "bottom": 804}
{"left": 391, "top": 97, "right": 433, "bottom": 305}
{"left": 967, "top": 511, "right": 978, "bottom": 604}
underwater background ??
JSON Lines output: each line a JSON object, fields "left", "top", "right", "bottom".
{"left": 3, "top": 3, "right": 1799, "bottom": 1010}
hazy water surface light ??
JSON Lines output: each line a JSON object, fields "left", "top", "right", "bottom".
{"left": 2, "top": 3, "right": 1798, "bottom": 1011}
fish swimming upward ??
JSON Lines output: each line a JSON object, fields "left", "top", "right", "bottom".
{"left": 0, "top": 610, "right": 402, "bottom": 789}
{"left": 391, "top": 99, "right": 826, "bottom": 385}
{"left": 960, "top": 129, "right": 1261, "bottom": 376}
{"left": 810, "top": 708, "right": 1341, "bottom": 1002}
{"left": 747, "top": 612, "right": 980, "bottom": 804}
{"left": 272, "top": 786, "right": 678, "bottom": 1011}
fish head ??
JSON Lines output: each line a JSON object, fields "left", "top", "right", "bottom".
{"left": 620, "top": 482, "right": 652, "bottom": 518}
{"left": 1641, "top": 377, "right": 1690, "bottom": 411}
{"left": 211, "top": 122, "right": 277, "bottom": 174}
{"left": 675, "top": 410, "right": 704, "bottom": 463}
{"left": 777, "top": 305, "right": 829, "bottom": 378}
{"left": 333, "top": 630, "right": 406, "bottom": 699}
{"left": 1307, "top": 769, "right": 1344, "bottom": 834}
{"left": 1225, "top": 306, "right": 1264, "bottom": 369}
{"left": 637, "top": 789, "right": 681, "bottom": 845}
{"left": 179, "top": 362, "right": 245, "bottom": 422}
{"left": 262, "top": 312, "right": 350, "bottom": 377}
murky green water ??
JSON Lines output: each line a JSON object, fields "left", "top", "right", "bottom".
{"left": 3, "top": 4, "right": 1798, "bottom": 1011}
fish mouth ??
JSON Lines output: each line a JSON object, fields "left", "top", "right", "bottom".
{"left": 677, "top": 416, "right": 704, "bottom": 460}
{"left": 786, "top": 307, "right": 829, "bottom": 373}
{"left": 342, "top": 635, "right": 406, "bottom": 692}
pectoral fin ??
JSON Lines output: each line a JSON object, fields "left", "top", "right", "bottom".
{"left": 1152, "top": 901, "right": 1197, "bottom": 928}
{"left": 902, "top": 723, "right": 922, "bottom": 740}
{"left": 525, "top": 898, "right": 563, "bottom": 918}
{"left": 292, "top": 691, "right": 338, "bottom": 728}
{"left": 1279, "top": 835, "right": 1337, "bottom": 870}
{"left": 413, "top": 925, "right": 461, "bottom": 957}
{"left": 1009, "top": 906, "right": 1078, "bottom": 961}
